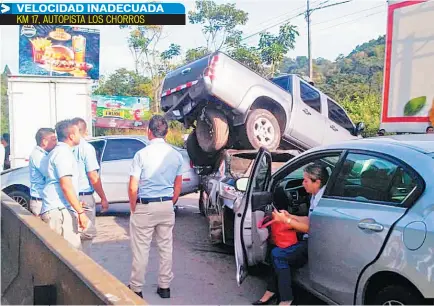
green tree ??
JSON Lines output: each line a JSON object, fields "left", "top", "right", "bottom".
{"left": 120, "top": 25, "right": 163, "bottom": 74}
{"left": 188, "top": 0, "right": 248, "bottom": 51}
{"left": 258, "top": 23, "right": 299, "bottom": 77}
{"left": 340, "top": 94, "right": 381, "bottom": 137}
{"left": 228, "top": 44, "right": 265, "bottom": 75}
{"left": 119, "top": 25, "right": 182, "bottom": 112}
{"left": 1, "top": 72, "right": 8, "bottom": 134}
{"left": 160, "top": 43, "right": 181, "bottom": 62}
{"left": 93, "top": 68, "right": 152, "bottom": 97}
{"left": 184, "top": 46, "right": 210, "bottom": 63}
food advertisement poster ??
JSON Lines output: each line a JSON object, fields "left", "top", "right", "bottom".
{"left": 91, "top": 95, "right": 151, "bottom": 129}
{"left": 18, "top": 25, "right": 100, "bottom": 79}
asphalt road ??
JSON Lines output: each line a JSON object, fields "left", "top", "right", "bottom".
{"left": 90, "top": 194, "right": 325, "bottom": 305}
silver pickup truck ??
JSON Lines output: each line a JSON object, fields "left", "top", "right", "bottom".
{"left": 161, "top": 52, "right": 364, "bottom": 164}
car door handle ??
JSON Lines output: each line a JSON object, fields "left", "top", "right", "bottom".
{"left": 303, "top": 109, "right": 311, "bottom": 115}
{"left": 358, "top": 220, "right": 384, "bottom": 232}
{"left": 330, "top": 125, "right": 338, "bottom": 131}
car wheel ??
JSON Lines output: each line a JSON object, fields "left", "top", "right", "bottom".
{"left": 7, "top": 190, "right": 31, "bottom": 210}
{"left": 245, "top": 108, "right": 281, "bottom": 150}
{"left": 196, "top": 107, "right": 229, "bottom": 153}
{"left": 186, "top": 130, "right": 219, "bottom": 167}
{"left": 370, "top": 285, "right": 424, "bottom": 305}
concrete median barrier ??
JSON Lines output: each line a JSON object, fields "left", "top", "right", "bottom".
{"left": 1, "top": 192, "right": 145, "bottom": 305}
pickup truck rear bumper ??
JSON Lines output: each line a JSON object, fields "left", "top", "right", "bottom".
{"left": 161, "top": 79, "right": 210, "bottom": 121}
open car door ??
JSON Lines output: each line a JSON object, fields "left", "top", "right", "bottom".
{"left": 234, "top": 147, "right": 272, "bottom": 285}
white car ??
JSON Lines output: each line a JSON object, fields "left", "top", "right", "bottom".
{"left": 1, "top": 135, "right": 199, "bottom": 212}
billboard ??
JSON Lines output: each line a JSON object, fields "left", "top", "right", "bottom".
{"left": 18, "top": 25, "right": 100, "bottom": 79}
{"left": 380, "top": 0, "right": 434, "bottom": 132}
{"left": 91, "top": 95, "right": 151, "bottom": 129}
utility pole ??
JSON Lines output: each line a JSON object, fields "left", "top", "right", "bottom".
{"left": 305, "top": 0, "right": 352, "bottom": 81}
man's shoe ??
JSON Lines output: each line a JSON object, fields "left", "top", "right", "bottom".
{"left": 127, "top": 285, "right": 143, "bottom": 298}
{"left": 157, "top": 287, "right": 170, "bottom": 298}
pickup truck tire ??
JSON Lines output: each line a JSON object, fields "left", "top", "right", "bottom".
{"left": 196, "top": 108, "right": 229, "bottom": 153}
{"left": 186, "top": 130, "right": 219, "bottom": 166}
{"left": 245, "top": 109, "right": 281, "bottom": 150}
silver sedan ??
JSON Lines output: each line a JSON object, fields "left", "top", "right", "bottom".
{"left": 234, "top": 134, "right": 434, "bottom": 305}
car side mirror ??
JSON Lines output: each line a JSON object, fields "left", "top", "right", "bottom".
{"left": 252, "top": 191, "right": 274, "bottom": 212}
{"left": 355, "top": 122, "right": 365, "bottom": 136}
{"left": 235, "top": 177, "right": 249, "bottom": 192}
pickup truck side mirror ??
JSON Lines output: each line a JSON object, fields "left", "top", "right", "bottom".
{"left": 235, "top": 177, "right": 249, "bottom": 192}
{"left": 355, "top": 122, "right": 365, "bottom": 136}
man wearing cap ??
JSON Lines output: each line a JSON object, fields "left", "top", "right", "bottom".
{"left": 71, "top": 117, "right": 109, "bottom": 256}
{"left": 127, "top": 115, "right": 183, "bottom": 299}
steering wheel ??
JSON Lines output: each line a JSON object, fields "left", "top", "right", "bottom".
{"left": 273, "top": 184, "right": 294, "bottom": 211}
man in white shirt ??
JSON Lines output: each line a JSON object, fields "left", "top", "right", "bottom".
{"left": 127, "top": 115, "right": 183, "bottom": 299}
{"left": 254, "top": 163, "right": 329, "bottom": 306}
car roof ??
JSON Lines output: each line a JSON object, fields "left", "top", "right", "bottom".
{"left": 316, "top": 134, "right": 434, "bottom": 155}
{"left": 88, "top": 135, "right": 186, "bottom": 152}
{"left": 89, "top": 135, "right": 149, "bottom": 142}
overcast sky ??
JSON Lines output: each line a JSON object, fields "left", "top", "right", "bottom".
{"left": 0, "top": 0, "right": 388, "bottom": 77}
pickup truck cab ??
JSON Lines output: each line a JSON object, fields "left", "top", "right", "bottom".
{"left": 161, "top": 52, "right": 364, "bottom": 165}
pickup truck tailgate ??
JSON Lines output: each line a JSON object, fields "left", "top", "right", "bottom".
{"left": 162, "top": 56, "right": 210, "bottom": 96}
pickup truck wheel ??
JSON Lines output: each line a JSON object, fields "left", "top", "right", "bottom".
{"left": 186, "top": 130, "right": 219, "bottom": 166}
{"left": 369, "top": 285, "right": 424, "bottom": 305}
{"left": 245, "top": 109, "right": 281, "bottom": 150}
{"left": 196, "top": 108, "right": 229, "bottom": 153}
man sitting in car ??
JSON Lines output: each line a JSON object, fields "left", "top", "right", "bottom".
{"left": 253, "top": 163, "right": 329, "bottom": 306}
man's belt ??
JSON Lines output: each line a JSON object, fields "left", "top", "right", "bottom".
{"left": 79, "top": 191, "right": 94, "bottom": 196}
{"left": 137, "top": 197, "right": 172, "bottom": 204}
{"left": 31, "top": 196, "right": 42, "bottom": 201}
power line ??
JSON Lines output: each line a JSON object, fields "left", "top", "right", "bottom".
{"left": 311, "top": 3, "right": 385, "bottom": 27}
{"left": 238, "top": 11, "right": 305, "bottom": 43}
{"left": 223, "top": 0, "right": 352, "bottom": 51}
{"left": 242, "top": 4, "right": 306, "bottom": 33}
{"left": 241, "top": 12, "right": 305, "bottom": 41}
{"left": 222, "top": 10, "right": 306, "bottom": 51}
{"left": 227, "top": 1, "right": 327, "bottom": 45}
{"left": 316, "top": 10, "right": 385, "bottom": 32}
{"left": 220, "top": 0, "right": 329, "bottom": 50}
{"left": 306, "top": 0, "right": 353, "bottom": 79}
